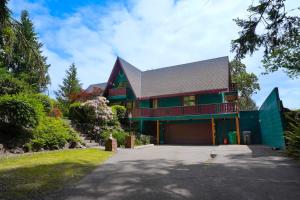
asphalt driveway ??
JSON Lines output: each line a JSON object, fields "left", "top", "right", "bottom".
{"left": 54, "top": 145, "right": 300, "bottom": 200}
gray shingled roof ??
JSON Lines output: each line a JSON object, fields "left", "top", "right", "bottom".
{"left": 85, "top": 82, "right": 107, "bottom": 93}
{"left": 118, "top": 56, "right": 229, "bottom": 98}
{"left": 118, "top": 58, "right": 142, "bottom": 97}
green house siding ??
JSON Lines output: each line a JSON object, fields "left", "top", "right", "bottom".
{"left": 259, "top": 88, "right": 285, "bottom": 149}
{"left": 158, "top": 97, "right": 181, "bottom": 107}
{"left": 112, "top": 70, "right": 128, "bottom": 88}
{"left": 108, "top": 67, "right": 136, "bottom": 102}
{"left": 126, "top": 87, "right": 135, "bottom": 100}
{"left": 140, "top": 100, "right": 151, "bottom": 108}
{"left": 197, "top": 93, "right": 223, "bottom": 104}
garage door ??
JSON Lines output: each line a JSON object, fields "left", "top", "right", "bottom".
{"left": 164, "top": 122, "right": 212, "bottom": 145}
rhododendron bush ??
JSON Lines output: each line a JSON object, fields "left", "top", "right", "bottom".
{"left": 69, "top": 97, "right": 120, "bottom": 141}
{"left": 82, "top": 97, "right": 114, "bottom": 124}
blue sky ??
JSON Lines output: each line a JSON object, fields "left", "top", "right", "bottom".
{"left": 8, "top": 0, "right": 300, "bottom": 109}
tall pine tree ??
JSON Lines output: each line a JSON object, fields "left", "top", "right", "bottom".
{"left": 0, "top": 0, "right": 15, "bottom": 69}
{"left": 56, "top": 63, "right": 82, "bottom": 114}
{"left": 11, "top": 10, "right": 50, "bottom": 92}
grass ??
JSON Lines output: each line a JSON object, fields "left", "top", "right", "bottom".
{"left": 0, "top": 149, "right": 113, "bottom": 200}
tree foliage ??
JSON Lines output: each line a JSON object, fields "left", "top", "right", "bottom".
{"left": 55, "top": 63, "right": 82, "bottom": 115}
{"left": 56, "top": 63, "right": 82, "bottom": 103}
{"left": 0, "top": 67, "right": 31, "bottom": 95}
{"left": 12, "top": 11, "right": 50, "bottom": 92}
{"left": 0, "top": 3, "right": 50, "bottom": 92}
{"left": 229, "top": 59, "right": 260, "bottom": 110}
{"left": 232, "top": 0, "right": 300, "bottom": 78}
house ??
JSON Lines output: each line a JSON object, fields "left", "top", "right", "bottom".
{"left": 87, "top": 56, "right": 242, "bottom": 145}
{"left": 85, "top": 83, "right": 107, "bottom": 95}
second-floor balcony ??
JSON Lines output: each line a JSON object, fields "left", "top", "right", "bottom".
{"left": 108, "top": 88, "right": 127, "bottom": 99}
{"left": 131, "top": 102, "right": 237, "bottom": 118}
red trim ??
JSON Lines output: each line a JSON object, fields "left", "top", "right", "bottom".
{"left": 108, "top": 88, "right": 127, "bottom": 96}
{"left": 137, "top": 88, "right": 228, "bottom": 100}
{"left": 103, "top": 59, "right": 119, "bottom": 96}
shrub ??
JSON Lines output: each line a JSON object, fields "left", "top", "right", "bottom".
{"left": 285, "top": 124, "right": 300, "bottom": 160}
{"left": 111, "top": 105, "right": 126, "bottom": 122}
{"left": 69, "top": 97, "right": 115, "bottom": 140}
{"left": 30, "top": 117, "right": 81, "bottom": 151}
{"left": 30, "top": 138, "right": 45, "bottom": 151}
{"left": 0, "top": 72, "right": 31, "bottom": 95}
{"left": 135, "top": 134, "right": 151, "bottom": 145}
{"left": 49, "top": 107, "right": 63, "bottom": 118}
{"left": 284, "top": 110, "right": 300, "bottom": 160}
{"left": 0, "top": 95, "right": 40, "bottom": 129}
{"left": 33, "top": 94, "right": 52, "bottom": 113}
{"left": 102, "top": 128, "right": 129, "bottom": 147}
{"left": 23, "top": 142, "right": 32, "bottom": 152}
{"left": 69, "top": 102, "right": 95, "bottom": 124}
{"left": 81, "top": 97, "right": 114, "bottom": 125}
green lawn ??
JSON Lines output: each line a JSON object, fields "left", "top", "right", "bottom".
{"left": 0, "top": 149, "right": 113, "bottom": 200}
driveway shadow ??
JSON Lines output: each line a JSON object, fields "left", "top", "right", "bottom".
{"left": 52, "top": 156, "right": 300, "bottom": 200}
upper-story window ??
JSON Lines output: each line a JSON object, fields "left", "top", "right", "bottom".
{"left": 183, "top": 95, "right": 195, "bottom": 106}
{"left": 126, "top": 101, "right": 135, "bottom": 110}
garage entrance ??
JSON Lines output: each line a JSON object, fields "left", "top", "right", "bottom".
{"left": 164, "top": 122, "right": 212, "bottom": 145}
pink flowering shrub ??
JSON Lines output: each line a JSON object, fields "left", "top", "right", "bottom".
{"left": 69, "top": 97, "right": 119, "bottom": 141}
{"left": 82, "top": 97, "right": 114, "bottom": 124}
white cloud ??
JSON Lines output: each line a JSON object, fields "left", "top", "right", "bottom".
{"left": 8, "top": 0, "right": 300, "bottom": 109}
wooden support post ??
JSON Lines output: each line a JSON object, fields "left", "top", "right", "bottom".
{"left": 235, "top": 116, "right": 241, "bottom": 144}
{"left": 156, "top": 120, "right": 159, "bottom": 145}
{"left": 211, "top": 118, "right": 215, "bottom": 145}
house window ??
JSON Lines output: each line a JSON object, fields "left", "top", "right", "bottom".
{"left": 152, "top": 99, "right": 158, "bottom": 109}
{"left": 183, "top": 96, "right": 195, "bottom": 106}
{"left": 126, "top": 101, "right": 132, "bottom": 109}
{"left": 126, "top": 101, "right": 136, "bottom": 110}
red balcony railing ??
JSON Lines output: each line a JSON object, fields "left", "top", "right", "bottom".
{"left": 132, "top": 102, "right": 237, "bottom": 118}
{"left": 108, "top": 88, "right": 127, "bottom": 96}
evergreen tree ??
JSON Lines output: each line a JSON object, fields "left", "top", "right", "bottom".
{"left": 0, "top": 0, "right": 15, "bottom": 69}
{"left": 56, "top": 63, "right": 82, "bottom": 114}
{"left": 229, "top": 59, "right": 260, "bottom": 111}
{"left": 11, "top": 10, "right": 50, "bottom": 92}
{"left": 231, "top": 0, "right": 300, "bottom": 78}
